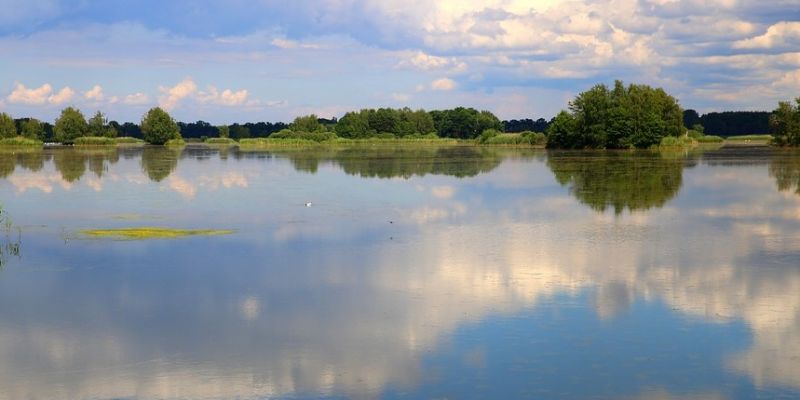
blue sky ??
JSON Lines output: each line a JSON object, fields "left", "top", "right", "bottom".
{"left": 0, "top": 0, "right": 798, "bottom": 123}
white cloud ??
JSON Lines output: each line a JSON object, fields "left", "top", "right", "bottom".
{"left": 7, "top": 83, "right": 53, "bottom": 105}
{"left": 83, "top": 85, "right": 104, "bottom": 101}
{"left": 158, "top": 78, "right": 197, "bottom": 110}
{"left": 733, "top": 22, "right": 800, "bottom": 49}
{"left": 48, "top": 86, "right": 75, "bottom": 105}
{"left": 391, "top": 92, "right": 411, "bottom": 102}
{"left": 123, "top": 92, "right": 150, "bottom": 105}
{"left": 430, "top": 77, "right": 457, "bottom": 91}
{"left": 197, "top": 86, "right": 249, "bottom": 106}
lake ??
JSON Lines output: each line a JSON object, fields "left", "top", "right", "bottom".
{"left": 0, "top": 145, "right": 799, "bottom": 399}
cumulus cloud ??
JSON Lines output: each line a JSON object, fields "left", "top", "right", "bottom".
{"left": 83, "top": 85, "right": 104, "bottom": 101}
{"left": 430, "top": 78, "right": 457, "bottom": 91}
{"left": 158, "top": 78, "right": 197, "bottom": 110}
{"left": 6, "top": 83, "right": 75, "bottom": 105}
{"left": 197, "top": 86, "right": 249, "bottom": 106}
{"left": 123, "top": 92, "right": 150, "bottom": 105}
{"left": 734, "top": 21, "right": 800, "bottom": 50}
{"left": 399, "top": 51, "right": 467, "bottom": 72}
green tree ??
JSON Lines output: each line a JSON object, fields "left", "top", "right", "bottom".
{"left": 770, "top": 98, "right": 800, "bottom": 146}
{"left": 0, "top": 113, "right": 17, "bottom": 139}
{"left": 88, "top": 111, "right": 117, "bottom": 138}
{"left": 335, "top": 110, "right": 372, "bottom": 138}
{"left": 20, "top": 119, "right": 45, "bottom": 141}
{"left": 218, "top": 125, "right": 230, "bottom": 138}
{"left": 141, "top": 107, "right": 181, "bottom": 145}
{"left": 545, "top": 111, "right": 579, "bottom": 149}
{"left": 54, "top": 107, "right": 89, "bottom": 144}
{"left": 290, "top": 115, "right": 325, "bottom": 133}
{"left": 548, "top": 80, "right": 683, "bottom": 149}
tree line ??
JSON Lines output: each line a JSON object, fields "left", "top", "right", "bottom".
{"left": 0, "top": 86, "right": 797, "bottom": 147}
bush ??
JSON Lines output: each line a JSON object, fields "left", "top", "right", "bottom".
{"left": 73, "top": 136, "right": 117, "bottom": 146}
{"left": 478, "top": 128, "right": 501, "bottom": 143}
{"left": 141, "top": 107, "right": 181, "bottom": 145}
{"left": 521, "top": 131, "right": 547, "bottom": 145}
{"left": 374, "top": 132, "right": 396, "bottom": 139}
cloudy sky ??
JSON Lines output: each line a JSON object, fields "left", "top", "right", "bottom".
{"left": 0, "top": 0, "right": 798, "bottom": 123}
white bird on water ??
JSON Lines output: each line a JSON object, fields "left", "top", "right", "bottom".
{"left": 305, "top": 202, "right": 312, "bottom": 207}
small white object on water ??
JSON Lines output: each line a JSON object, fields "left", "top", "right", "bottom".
{"left": 305, "top": 202, "right": 312, "bottom": 207}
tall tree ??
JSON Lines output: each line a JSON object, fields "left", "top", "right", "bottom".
{"left": 770, "top": 98, "right": 800, "bottom": 146}
{"left": 0, "top": 112, "right": 16, "bottom": 139}
{"left": 21, "top": 118, "right": 45, "bottom": 141}
{"left": 54, "top": 107, "right": 89, "bottom": 144}
{"left": 88, "top": 111, "right": 117, "bottom": 137}
{"left": 141, "top": 107, "right": 181, "bottom": 145}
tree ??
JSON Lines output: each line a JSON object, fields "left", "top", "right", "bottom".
{"left": 290, "top": 115, "right": 325, "bottom": 133}
{"left": 54, "top": 107, "right": 89, "bottom": 144}
{"left": 21, "top": 119, "right": 45, "bottom": 141}
{"left": 548, "top": 80, "right": 683, "bottom": 149}
{"left": 218, "top": 125, "right": 230, "bottom": 138}
{"left": 0, "top": 113, "right": 16, "bottom": 139}
{"left": 770, "top": 98, "right": 800, "bottom": 146}
{"left": 88, "top": 111, "right": 117, "bottom": 138}
{"left": 141, "top": 107, "right": 180, "bottom": 145}
{"left": 335, "top": 110, "right": 372, "bottom": 138}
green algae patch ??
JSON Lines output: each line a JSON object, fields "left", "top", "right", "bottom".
{"left": 81, "top": 227, "right": 234, "bottom": 240}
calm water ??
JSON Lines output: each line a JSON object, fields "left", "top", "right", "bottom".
{"left": 0, "top": 145, "right": 799, "bottom": 400}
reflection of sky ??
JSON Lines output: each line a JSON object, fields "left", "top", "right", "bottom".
{"left": 0, "top": 148, "right": 799, "bottom": 399}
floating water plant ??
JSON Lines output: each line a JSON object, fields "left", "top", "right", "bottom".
{"left": 81, "top": 227, "right": 234, "bottom": 240}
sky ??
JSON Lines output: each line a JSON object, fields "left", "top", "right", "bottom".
{"left": 0, "top": 0, "right": 798, "bottom": 124}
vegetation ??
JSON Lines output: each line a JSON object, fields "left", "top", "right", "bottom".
{"left": 695, "top": 135, "right": 724, "bottom": 143}
{"left": 0, "top": 113, "right": 17, "bottom": 138}
{"left": 547, "top": 80, "right": 683, "bottom": 149}
{"left": 684, "top": 109, "right": 771, "bottom": 136}
{"left": 165, "top": 138, "right": 186, "bottom": 146}
{"left": 141, "top": 107, "right": 181, "bottom": 145}
{"left": 270, "top": 129, "right": 337, "bottom": 142}
{"left": 478, "top": 130, "right": 546, "bottom": 146}
{"left": 725, "top": 134, "right": 773, "bottom": 141}
{"left": 770, "top": 98, "right": 800, "bottom": 146}
{"left": 115, "top": 136, "right": 145, "bottom": 144}
{"left": 140, "top": 146, "right": 180, "bottom": 182}
{"left": 88, "top": 111, "right": 117, "bottom": 138}
{"left": 0, "top": 136, "right": 44, "bottom": 146}
{"left": 81, "top": 227, "right": 234, "bottom": 240}
{"left": 503, "top": 118, "right": 549, "bottom": 133}
{"left": 54, "top": 107, "right": 89, "bottom": 144}
{"left": 204, "top": 137, "right": 237, "bottom": 145}
{"left": 73, "top": 136, "right": 118, "bottom": 146}
{"left": 20, "top": 118, "right": 45, "bottom": 141}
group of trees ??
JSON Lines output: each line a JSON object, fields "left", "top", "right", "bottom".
{"left": 0, "top": 107, "right": 180, "bottom": 145}
{"left": 770, "top": 98, "right": 800, "bottom": 146}
{"left": 683, "top": 110, "right": 771, "bottom": 136}
{"left": 1, "top": 112, "right": 48, "bottom": 141}
{"left": 546, "top": 80, "right": 684, "bottom": 149}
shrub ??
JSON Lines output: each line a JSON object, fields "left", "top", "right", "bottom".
{"left": 115, "top": 137, "right": 145, "bottom": 144}
{"left": 141, "top": 107, "right": 181, "bottom": 145}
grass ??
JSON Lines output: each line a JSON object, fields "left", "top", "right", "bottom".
{"left": 0, "top": 136, "right": 43, "bottom": 146}
{"left": 725, "top": 134, "right": 773, "bottom": 141}
{"left": 482, "top": 132, "right": 546, "bottom": 146}
{"left": 696, "top": 135, "right": 724, "bottom": 143}
{"left": 115, "top": 136, "right": 145, "bottom": 144}
{"left": 657, "top": 135, "right": 695, "bottom": 149}
{"left": 73, "top": 136, "right": 117, "bottom": 146}
{"left": 81, "top": 227, "right": 234, "bottom": 240}
{"left": 165, "top": 138, "right": 187, "bottom": 146}
{"left": 204, "top": 137, "right": 238, "bottom": 145}
{"left": 239, "top": 138, "right": 323, "bottom": 147}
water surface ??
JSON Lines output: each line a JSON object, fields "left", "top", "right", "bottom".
{"left": 0, "top": 145, "right": 799, "bottom": 399}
